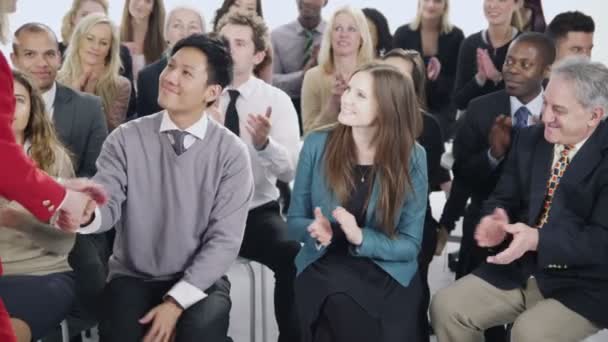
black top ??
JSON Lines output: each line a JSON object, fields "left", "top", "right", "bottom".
{"left": 393, "top": 24, "right": 464, "bottom": 117}
{"left": 137, "top": 56, "right": 168, "bottom": 117}
{"left": 453, "top": 30, "right": 518, "bottom": 110}
{"left": 327, "top": 165, "right": 374, "bottom": 254}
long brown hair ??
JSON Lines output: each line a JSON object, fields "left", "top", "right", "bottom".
{"left": 120, "top": 0, "right": 166, "bottom": 64}
{"left": 12, "top": 70, "right": 72, "bottom": 176}
{"left": 323, "top": 63, "right": 423, "bottom": 237}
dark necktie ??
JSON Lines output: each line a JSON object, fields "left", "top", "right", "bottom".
{"left": 302, "top": 29, "right": 315, "bottom": 67}
{"left": 225, "top": 90, "right": 240, "bottom": 136}
{"left": 167, "top": 130, "right": 187, "bottom": 155}
{"left": 536, "top": 145, "right": 573, "bottom": 227}
{"left": 514, "top": 106, "right": 531, "bottom": 129}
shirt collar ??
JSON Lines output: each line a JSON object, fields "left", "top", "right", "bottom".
{"left": 554, "top": 136, "right": 589, "bottom": 161}
{"left": 159, "top": 110, "right": 209, "bottom": 141}
{"left": 295, "top": 19, "right": 326, "bottom": 35}
{"left": 42, "top": 82, "right": 57, "bottom": 114}
{"left": 223, "top": 75, "right": 260, "bottom": 100}
{"left": 510, "top": 89, "right": 544, "bottom": 120}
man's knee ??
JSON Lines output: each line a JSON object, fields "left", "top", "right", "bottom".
{"left": 430, "top": 285, "right": 462, "bottom": 327}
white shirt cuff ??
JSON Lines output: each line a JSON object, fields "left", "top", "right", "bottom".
{"left": 487, "top": 149, "right": 503, "bottom": 169}
{"left": 167, "top": 280, "right": 208, "bottom": 310}
{"left": 77, "top": 207, "right": 102, "bottom": 234}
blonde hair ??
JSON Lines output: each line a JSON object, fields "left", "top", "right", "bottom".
{"left": 58, "top": 13, "right": 122, "bottom": 118}
{"left": 409, "top": 0, "right": 454, "bottom": 34}
{"left": 60, "top": 0, "right": 109, "bottom": 43}
{"left": 318, "top": 6, "right": 374, "bottom": 74}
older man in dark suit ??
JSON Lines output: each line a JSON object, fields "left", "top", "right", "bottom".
{"left": 431, "top": 57, "right": 608, "bottom": 342}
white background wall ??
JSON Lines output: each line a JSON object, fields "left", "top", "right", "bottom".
{"left": 2, "top": 0, "right": 607, "bottom": 63}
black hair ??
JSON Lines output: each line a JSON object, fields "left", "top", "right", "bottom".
{"left": 12, "top": 22, "right": 59, "bottom": 54}
{"left": 546, "top": 11, "right": 594, "bottom": 42}
{"left": 362, "top": 8, "right": 392, "bottom": 57}
{"left": 513, "top": 32, "right": 556, "bottom": 67}
{"left": 171, "top": 33, "right": 233, "bottom": 88}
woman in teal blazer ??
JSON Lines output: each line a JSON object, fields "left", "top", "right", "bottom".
{"left": 288, "top": 63, "right": 428, "bottom": 342}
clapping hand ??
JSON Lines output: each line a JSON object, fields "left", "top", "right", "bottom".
{"left": 475, "top": 208, "right": 509, "bottom": 248}
{"left": 427, "top": 57, "right": 442, "bottom": 81}
{"left": 246, "top": 106, "right": 272, "bottom": 150}
{"left": 488, "top": 115, "right": 513, "bottom": 159}
{"left": 486, "top": 222, "right": 539, "bottom": 265}
{"left": 332, "top": 206, "right": 363, "bottom": 246}
{"left": 307, "top": 207, "right": 332, "bottom": 247}
{"left": 478, "top": 49, "right": 502, "bottom": 83}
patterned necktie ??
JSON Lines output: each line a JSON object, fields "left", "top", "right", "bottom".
{"left": 167, "top": 130, "right": 187, "bottom": 156}
{"left": 225, "top": 90, "right": 240, "bottom": 136}
{"left": 302, "top": 29, "right": 315, "bottom": 67}
{"left": 536, "top": 145, "right": 573, "bottom": 227}
{"left": 514, "top": 106, "right": 531, "bottom": 129}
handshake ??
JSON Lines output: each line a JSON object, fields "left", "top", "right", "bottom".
{"left": 47, "top": 178, "right": 108, "bottom": 232}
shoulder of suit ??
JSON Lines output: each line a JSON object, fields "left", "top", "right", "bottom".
{"left": 468, "top": 90, "right": 508, "bottom": 110}
{"left": 57, "top": 83, "right": 102, "bottom": 105}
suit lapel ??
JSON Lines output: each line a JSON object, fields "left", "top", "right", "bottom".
{"left": 527, "top": 136, "right": 553, "bottom": 226}
{"left": 559, "top": 122, "right": 605, "bottom": 189}
{"left": 53, "top": 84, "right": 75, "bottom": 142}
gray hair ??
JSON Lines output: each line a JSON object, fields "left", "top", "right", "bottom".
{"left": 551, "top": 57, "right": 608, "bottom": 118}
{"left": 165, "top": 5, "right": 206, "bottom": 40}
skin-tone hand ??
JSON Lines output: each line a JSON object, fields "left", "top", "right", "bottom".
{"left": 53, "top": 189, "right": 90, "bottom": 232}
{"left": 246, "top": 106, "right": 272, "bottom": 150}
{"left": 476, "top": 48, "right": 488, "bottom": 84}
{"left": 307, "top": 207, "right": 332, "bottom": 246}
{"left": 139, "top": 299, "right": 184, "bottom": 342}
{"left": 475, "top": 208, "right": 509, "bottom": 248}
{"left": 332, "top": 206, "right": 363, "bottom": 246}
{"left": 427, "top": 57, "right": 442, "bottom": 81}
{"left": 479, "top": 49, "right": 502, "bottom": 83}
{"left": 487, "top": 222, "right": 539, "bottom": 265}
{"left": 435, "top": 225, "right": 450, "bottom": 256}
{"left": 44, "top": 178, "right": 107, "bottom": 231}
{"left": 489, "top": 115, "right": 513, "bottom": 159}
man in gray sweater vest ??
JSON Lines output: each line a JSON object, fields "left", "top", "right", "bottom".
{"left": 79, "top": 34, "right": 254, "bottom": 342}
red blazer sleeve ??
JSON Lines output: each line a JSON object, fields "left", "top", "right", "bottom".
{"left": 0, "top": 299, "right": 16, "bottom": 342}
{"left": 0, "top": 53, "right": 65, "bottom": 221}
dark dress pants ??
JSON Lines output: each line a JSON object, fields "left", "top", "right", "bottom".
{"left": 99, "top": 275, "right": 231, "bottom": 342}
{"left": 239, "top": 201, "right": 301, "bottom": 342}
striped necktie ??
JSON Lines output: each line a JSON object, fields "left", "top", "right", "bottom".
{"left": 536, "top": 144, "right": 573, "bottom": 227}
{"left": 302, "top": 29, "right": 315, "bottom": 67}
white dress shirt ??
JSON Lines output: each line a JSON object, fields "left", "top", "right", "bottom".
{"left": 42, "top": 82, "right": 57, "bottom": 118}
{"left": 218, "top": 76, "right": 301, "bottom": 209}
{"left": 79, "top": 111, "right": 211, "bottom": 309}
{"left": 488, "top": 91, "right": 544, "bottom": 167}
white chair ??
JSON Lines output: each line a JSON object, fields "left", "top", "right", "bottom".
{"left": 235, "top": 258, "right": 268, "bottom": 342}
{"left": 37, "top": 320, "right": 69, "bottom": 342}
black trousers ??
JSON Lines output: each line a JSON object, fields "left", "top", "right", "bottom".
{"left": 417, "top": 216, "right": 439, "bottom": 342}
{"left": 0, "top": 272, "right": 76, "bottom": 340}
{"left": 239, "top": 201, "right": 301, "bottom": 342}
{"left": 99, "top": 275, "right": 231, "bottom": 342}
